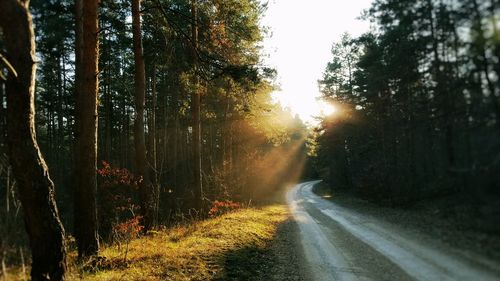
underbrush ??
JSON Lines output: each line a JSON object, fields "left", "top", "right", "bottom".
{"left": 6, "top": 204, "right": 289, "bottom": 281}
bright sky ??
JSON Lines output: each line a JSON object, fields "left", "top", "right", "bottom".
{"left": 261, "top": 0, "right": 373, "bottom": 124}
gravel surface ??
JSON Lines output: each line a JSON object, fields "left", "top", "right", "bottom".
{"left": 313, "top": 182, "right": 500, "bottom": 263}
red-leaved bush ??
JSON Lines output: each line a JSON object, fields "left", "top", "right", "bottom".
{"left": 114, "top": 215, "right": 144, "bottom": 262}
{"left": 114, "top": 215, "right": 144, "bottom": 241}
{"left": 97, "top": 161, "right": 139, "bottom": 186}
{"left": 208, "top": 200, "right": 241, "bottom": 217}
{"left": 97, "top": 161, "right": 141, "bottom": 242}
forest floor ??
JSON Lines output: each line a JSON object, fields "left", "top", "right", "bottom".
{"left": 5, "top": 200, "right": 309, "bottom": 281}
{"left": 313, "top": 182, "right": 500, "bottom": 263}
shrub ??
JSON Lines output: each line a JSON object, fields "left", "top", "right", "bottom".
{"left": 113, "top": 215, "right": 144, "bottom": 262}
{"left": 97, "top": 161, "right": 140, "bottom": 242}
{"left": 208, "top": 200, "right": 241, "bottom": 217}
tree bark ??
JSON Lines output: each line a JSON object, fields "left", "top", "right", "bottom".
{"left": 191, "top": 0, "right": 203, "bottom": 210}
{"left": 132, "top": 0, "right": 154, "bottom": 230}
{"left": 148, "top": 67, "right": 157, "bottom": 180}
{"left": 0, "top": 0, "right": 67, "bottom": 280}
{"left": 148, "top": 65, "right": 159, "bottom": 223}
{"left": 74, "top": 0, "right": 100, "bottom": 258}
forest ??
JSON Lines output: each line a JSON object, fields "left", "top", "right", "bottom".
{"left": 0, "top": 0, "right": 307, "bottom": 279}
{"left": 315, "top": 0, "right": 499, "bottom": 218}
{"left": 0, "top": 0, "right": 499, "bottom": 280}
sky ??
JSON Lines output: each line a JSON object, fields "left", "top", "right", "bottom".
{"left": 260, "top": 0, "right": 373, "bottom": 124}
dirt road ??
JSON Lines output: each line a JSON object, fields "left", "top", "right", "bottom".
{"left": 287, "top": 181, "right": 500, "bottom": 281}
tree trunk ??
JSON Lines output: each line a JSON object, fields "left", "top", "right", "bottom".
{"left": 148, "top": 67, "right": 157, "bottom": 180}
{"left": 104, "top": 32, "right": 113, "bottom": 162}
{"left": 132, "top": 0, "right": 154, "bottom": 230}
{"left": 427, "top": 0, "right": 455, "bottom": 167}
{"left": 0, "top": 0, "right": 67, "bottom": 280}
{"left": 191, "top": 0, "right": 203, "bottom": 210}
{"left": 0, "top": 75, "right": 6, "bottom": 145}
{"left": 172, "top": 115, "right": 179, "bottom": 192}
{"left": 74, "top": 0, "right": 100, "bottom": 258}
{"left": 148, "top": 65, "right": 159, "bottom": 224}
{"left": 471, "top": 0, "right": 500, "bottom": 121}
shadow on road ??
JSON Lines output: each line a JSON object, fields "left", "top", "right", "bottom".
{"left": 218, "top": 212, "right": 312, "bottom": 281}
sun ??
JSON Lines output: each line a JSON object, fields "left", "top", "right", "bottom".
{"left": 274, "top": 91, "right": 337, "bottom": 125}
{"left": 318, "top": 101, "right": 337, "bottom": 116}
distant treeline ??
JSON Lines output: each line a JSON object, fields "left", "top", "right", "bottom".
{"left": 314, "top": 0, "right": 500, "bottom": 208}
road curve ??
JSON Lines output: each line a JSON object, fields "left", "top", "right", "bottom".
{"left": 287, "top": 181, "right": 500, "bottom": 281}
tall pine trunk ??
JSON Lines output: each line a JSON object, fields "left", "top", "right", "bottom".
{"left": 74, "top": 0, "right": 100, "bottom": 258}
{"left": 132, "top": 0, "right": 154, "bottom": 230}
{"left": 148, "top": 66, "right": 159, "bottom": 222}
{"left": 191, "top": 0, "right": 203, "bottom": 210}
{"left": 0, "top": 0, "right": 67, "bottom": 279}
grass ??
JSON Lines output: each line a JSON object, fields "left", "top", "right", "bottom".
{"left": 7, "top": 204, "right": 289, "bottom": 281}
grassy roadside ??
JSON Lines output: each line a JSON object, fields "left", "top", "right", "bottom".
{"left": 6, "top": 205, "right": 291, "bottom": 281}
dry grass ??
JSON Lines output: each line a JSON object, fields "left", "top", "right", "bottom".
{"left": 6, "top": 205, "right": 289, "bottom": 281}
